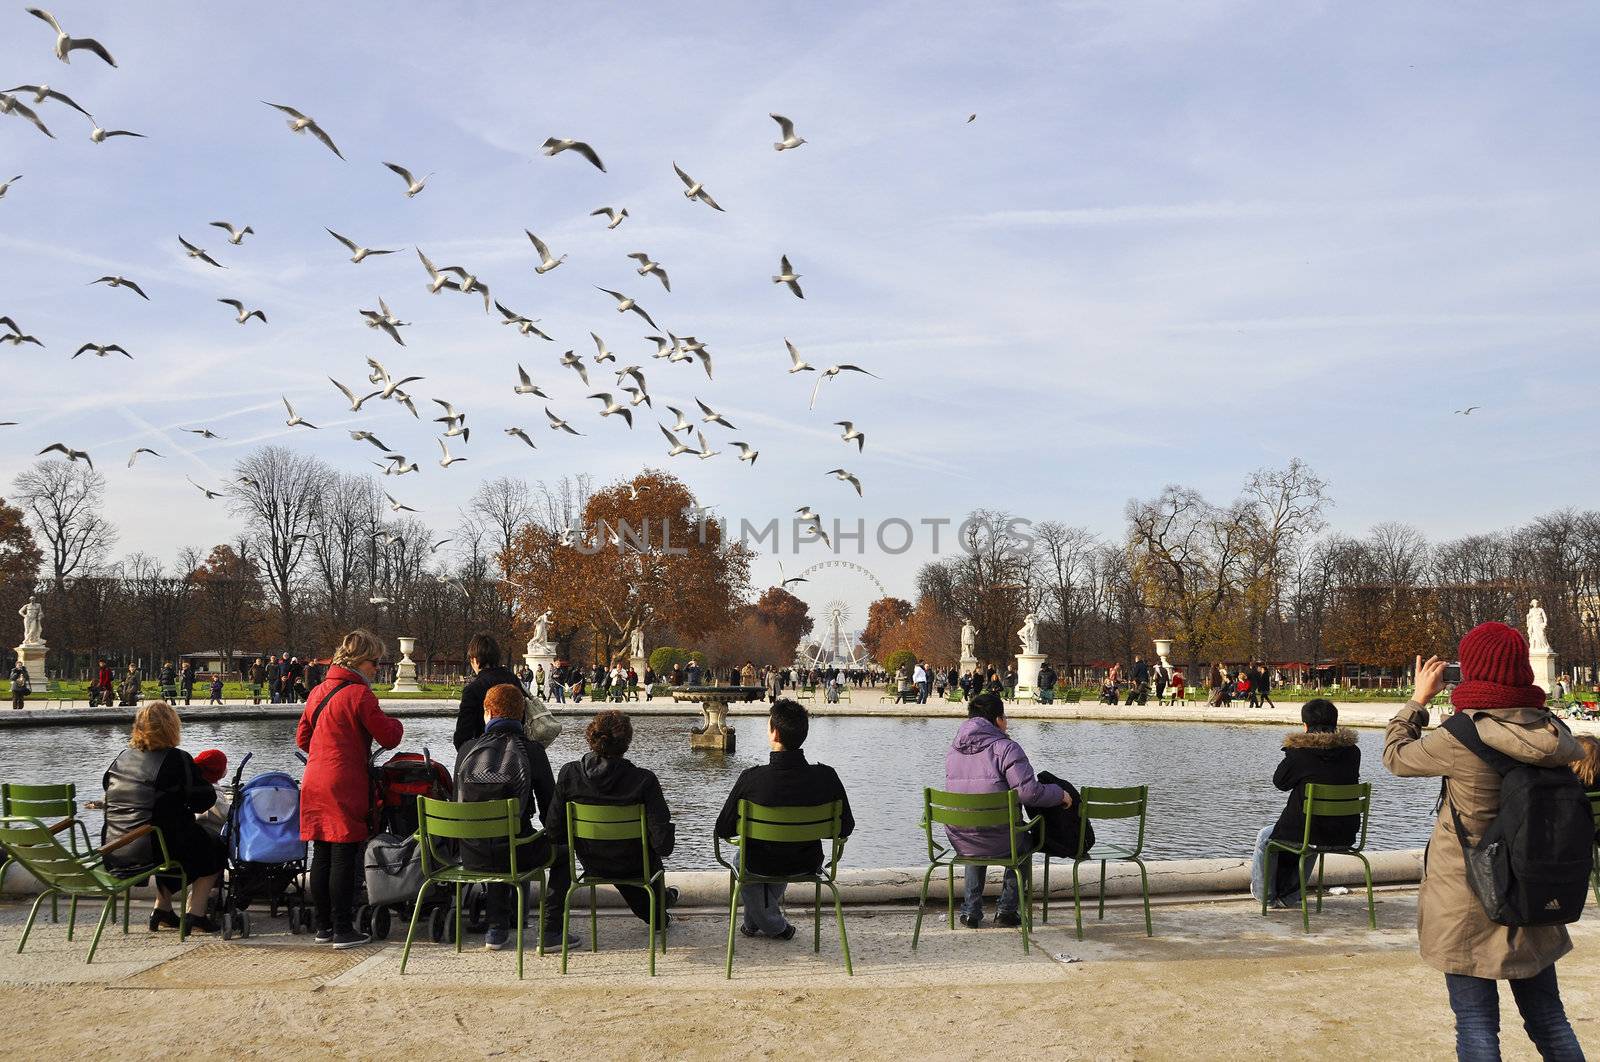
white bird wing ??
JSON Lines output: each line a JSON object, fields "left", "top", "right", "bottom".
{"left": 27, "top": 7, "right": 64, "bottom": 34}
{"left": 526, "top": 230, "right": 552, "bottom": 258}
{"left": 326, "top": 228, "right": 358, "bottom": 252}
{"left": 672, "top": 161, "right": 694, "bottom": 188}
{"left": 384, "top": 161, "right": 415, "bottom": 185}
{"left": 771, "top": 113, "right": 796, "bottom": 138}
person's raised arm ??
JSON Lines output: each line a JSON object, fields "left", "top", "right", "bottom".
{"left": 1383, "top": 654, "right": 1454, "bottom": 778}
{"left": 360, "top": 687, "right": 404, "bottom": 750}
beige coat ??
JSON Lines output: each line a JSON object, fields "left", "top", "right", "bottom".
{"left": 1384, "top": 703, "right": 1584, "bottom": 979}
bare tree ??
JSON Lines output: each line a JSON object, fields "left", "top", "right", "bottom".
{"left": 1033, "top": 521, "right": 1098, "bottom": 661}
{"left": 307, "top": 471, "right": 383, "bottom": 640}
{"left": 467, "top": 477, "right": 534, "bottom": 573}
{"left": 12, "top": 460, "right": 116, "bottom": 589}
{"left": 123, "top": 553, "right": 195, "bottom": 669}
{"left": 230, "top": 447, "right": 326, "bottom": 646}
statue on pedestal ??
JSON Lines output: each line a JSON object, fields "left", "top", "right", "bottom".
{"left": 18, "top": 598, "right": 43, "bottom": 646}
{"left": 630, "top": 626, "right": 645, "bottom": 662}
{"left": 1017, "top": 613, "right": 1039, "bottom": 656}
{"left": 531, "top": 609, "right": 552, "bottom": 649}
{"left": 1526, "top": 599, "right": 1550, "bottom": 653}
{"left": 959, "top": 620, "right": 976, "bottom": 662}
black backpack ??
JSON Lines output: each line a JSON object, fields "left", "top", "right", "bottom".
{"left": 1441, "top": 713, "right": 1593, "bottom": 927}
{"left": 1028, "top": 772, "right": 1095, "bottom": 859}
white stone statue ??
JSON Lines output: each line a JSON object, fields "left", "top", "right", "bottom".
{"left": 1526, "top": 599, "right": 1550, "bottom": 653}
{"left": 18, "top": 598, "right": 42, "bottom": 646}
{"left": 959, "top": 620, "right": 976, "bottom": 661}
{"left": 532, "top": 609, "right": 552, "bottom": 647}
{"left": 1017, "top": 612, "right": 1039, "bottom": 656}
{"left": 630, "top": 626, "right": 645, "bottom": 661}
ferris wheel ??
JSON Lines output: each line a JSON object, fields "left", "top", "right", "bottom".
{"left": 788, "top": 560, "right": 888, "bottom": 669}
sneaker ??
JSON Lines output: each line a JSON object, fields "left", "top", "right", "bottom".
{"left": 331, "top": 930, "right": 370, "bottom": 949}
{"left": 664, "top": 886, "right": 680, "bottom": 908}
{"left": 312, "top": 928, "right": 336, "bottom": 944}
{"left": 773, "top": 924, "right": 796, "bottom": 941}
{"left": 959, "top": 912, "right": 982, "bottom": 929}
{"left": 484, "top": 928, "right": 511, "bottom": 951}
{"left": 738, "top": 924, "right": 761, "bottom": 938}
{"left": 995, "top": 910, "right": 1022, "bottom": 928}
{"left": 541, "top": 928, "right": 579, "bottom": 950}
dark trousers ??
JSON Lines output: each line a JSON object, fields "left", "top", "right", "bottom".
{"left": 310, "top": 839, "right": 362, "bottom": 933}
{"left": 612, "top": 881, "right": 668, "bottom": 928}
{"left": 484, "top": 854, "right": 572, "bottom": 933}
{"left": 1445, "top": 965, "right": 1583, "bottom": 1061}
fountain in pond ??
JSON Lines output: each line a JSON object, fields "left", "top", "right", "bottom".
{"left": 675, "top": 684, "right": 765, "bottom": 753}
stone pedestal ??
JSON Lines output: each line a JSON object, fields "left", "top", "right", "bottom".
{"left": 959, "top": 655, "right": 979, "bottom": 683}
{"left": 525, "top": 642, "right": 556, "bottom": 698}
{"left": 1530, "top": 649, "right": 1558, "bottom": 698}
{"left": 12, "top": 643, "right": 46, "bottom": 701}
{"left": 631, "top": 654, "right": 648, "bottom": 686}
{"left": 1013, "top": 652, "right": 1046, "bottom": 702}
{"left": 689, "top": 701, "right": 735, "bottom": 752}
{"left": 391, "top": 636, "right": 421, "bottom": 693}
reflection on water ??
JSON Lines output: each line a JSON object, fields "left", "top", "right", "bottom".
{"left": 0, "top": 714, "right": 1439, "bottom": 869}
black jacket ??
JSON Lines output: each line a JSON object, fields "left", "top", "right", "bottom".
{"left": 1130, "top": 660, "right": 1150, "bottom": 683}
{"left": 453, "top": 664, "right": 526, "bottom": 749}
{"left": 1270, "top": 728, "right": 1361, "bottom": 846}
{"left": 551, "top": 753, "right": 674, "bottom": 877}
{"left": 714, "top": 750, "right": 854, "bottom": 877}
{"left": 454, "top": 718, "right": 556, "bottom": 870}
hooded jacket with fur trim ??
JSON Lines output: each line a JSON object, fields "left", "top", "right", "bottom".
{"left": 1270, "top": 727, "right": 1362, "bottom": 847}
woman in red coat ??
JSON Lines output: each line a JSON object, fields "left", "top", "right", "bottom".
{"left": 297, "top": 629, "right": 403, "bottom": 947}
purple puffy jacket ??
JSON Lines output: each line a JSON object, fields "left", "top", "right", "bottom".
{"left": 942, "top": 717, "right": 1064, "bottom": 857}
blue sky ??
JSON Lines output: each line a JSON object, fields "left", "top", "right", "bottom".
{"left": 2, "top": 1, "right": 1597, "bottom": 616}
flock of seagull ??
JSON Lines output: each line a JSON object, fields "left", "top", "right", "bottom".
{"left": 2, "top": 7, "right": 904, "bottom": 542}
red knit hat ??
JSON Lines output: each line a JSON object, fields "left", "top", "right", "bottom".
{"left": 1449, "top": 621, "right": 1545, "bottom": 711}
{"left": 194, "top": 748, "right": 228, "bottom": 784}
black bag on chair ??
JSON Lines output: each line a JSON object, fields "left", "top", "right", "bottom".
{"left": 1028, "top": 772, "right": 1095, "bottom": 858}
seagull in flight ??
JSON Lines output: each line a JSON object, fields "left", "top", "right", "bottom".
{"left": 282, "top": 397, "right": 317, "bottom": 429}
{"left": 664, "top": 406, "right": 693, "bottom": 434}
{"left": 416, "top": 249, "right": 464, "bottom": 295}
{"left": 90, "top": 275, "right": 149, "bottom": 300}
{"left": 826, "top": 468, "right": 864, "bottom": 496}
{"left": 587, "top": 393, "right": 634, "bottom": 428}
{"left": 513, "top": 364, "right": 549, "bottom": 398}
{"left": 437, "top": 437, "right": 467, "bottom": 468}
{"left": 0, "top": 332, "right": 44, "bottom": 347}
{"left": 72, "top": 342, "right": 131, "bottom": 359}
{"left": 967, "top": 113, "right": 978, "bottom": 123}
{"left": 770, "top": 113, "right": 806, "bottom": 151}
{"left": 263, "top": 102, "right": 344, "bottom": 159}
{"left": 0, "top": 316, "right": 21, "bottom": 335}
{"left": 181, "top": 427, "right": 222, "bottom": 440}
{"left": 559, "top": 351, "right": 590, "bottom": 386}
{"left": 809, "top": 364, "right": 879, "bottom": 409}
{"left": 218, "top": 298, "right": 267, "bottom": 325}
{"left": 659, "top": 424, "right": 698, "bottom": 457}
{"left": 209, "top": 221, "right": 254, "bottom": 245}
{"left": 179, "top": 236, "right": 225, "bottom": 268}
{"left": 36, "top": 442, "right": 91, "bottom": 467}
{"left": 541, "top": 137, "right": 605, "bottom": 172}
{"left": 384, "top": 492, "right": 418, "bottom": 513}
{"left": 627, "top": 253, "right": 671, "bottom": 292}
{"left": 504, "top": 427, "right": 537, "bottom": 449}
{"left": 673, "top": 162, "right": 724, "bottom": 211}
{"left": 330, "top": 377, "right": 382, "bottom": 411}
{"left": 590, "top": 206, "right": 628, "bottom": 229}
{"left": 27, "top": 8, "right": 116, "bottom": 66}
{"left": 494, "top": 302, "right": 552, "bottom": 341}
{"left": 695, "top": 398, "right": 736, "bottom": 430}
{"left": 4, "top": 83, "right": 89, "bottom": 116}
{"left": 126, "top": 447, "right": 161, "bottom": 468}
{"left": 366, "top": 357, "right": 423, "bottom": 398}
{"left": 615, "top": 365, "right": 647, "bottom": 391}
{"left": 383, "top": 161, "right": 430, "bottom": 197}
{"left": 377, "top": 457, "right": 418, "bottom": 476}
{"left": 590, "top": 333, "right": 616, "bottom": 364}
{"left": 545, "top": 408, "right": 583, "bottom": 435}
{"left": 772, "top": 255, "right": 803, "bottom": 298}
{"left": 0, "top": 93, "right": 53, "bottom": 138}
{"left": 621, "top": 385, "right": 651, "bottom": 409}
{"left": 694, "top": 430, "right": 720, "bottom": 460}
{"left": 0, "top": 174, "right": 17, "bottom": 200}
{"left": 349, "top": 430, "right": 391, "bottom": 452}
{"left": 526, "top": 230, "right": 566, "bottom": 275}
{"left": 186, "top": 477, "right": 225, "bottom": 500}
{"left": 360, "top": 297, "right": 408, "bottom": 345}
{"left": 1453, "top": 406, "right": 1480, "bottom": 416}
{"left": 784, "top": 339, "right": 813, "bottom": 373}
{"left": 836, "top": 421, "right": 866, "bottom": 452}
{"left": 596, "top": 287, "right": 660, "bottom": 331}
{"left": 88, "top": 121, "right": 145, "bottom": 143}
{"left": 327, "top": 228, "right": 397, "bottom": 263}
{"left": 732, "top": 441, "right": 759, "bottom": 465}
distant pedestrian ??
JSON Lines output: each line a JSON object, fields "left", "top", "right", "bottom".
{"left": 179, "top": 662, "right": 196, "bottom": 706}
{"left": 9, "top": 661, "right": 29, "bottom": 709}
{"left": 208, "top": 675, "right": 224, "bottom": 705}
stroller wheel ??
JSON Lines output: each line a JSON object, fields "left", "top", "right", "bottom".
{"left": 357, "top": 905, "right": 373, "bottom": 936}
{"left": 429, "top": 905, "right": 449, "bottom": 944}
{"left": 221, "top": 909, "right": 235, "bottom": 941}
{"left": 299, "top": 905, "right": 315, "bottom": 934}
{"left": 372, "top": 908, "right": 391, "bottom": 941}
{"left": 236, "top": 911, "right": 252, "bottom": 939}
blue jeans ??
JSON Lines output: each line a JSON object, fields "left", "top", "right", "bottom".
{"left": 740, "top": 883, "right": 789, "bottom": 935}
{"left": 551, "top": 683, "right": 565, "bottom": 703}
{"left": 962, "top": 863, "right": 1021, "bottom": 920}
{"left": 1445, "top": 965, "right": 1584, "bottom": 1061}
{"left": 1249, "top": 824, "right": 1315, "bottom": 906}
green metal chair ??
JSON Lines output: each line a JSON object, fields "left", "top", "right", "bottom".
{"left": 1052, "top": 785, "right": 1153, "bottom": 940}
{"left": 0, "top": 816, "right": 188, "bottom": 962}
{"left": 1262, "top": 781, "right": 1376, "bottom": 931}
{"left": 560, "top": 802, "right": 667, "bottom": 976}
{"left": 399, "top": 795, "right": 555, "bottom": 980}
{"left": 714, "top": 799, "right": 851, "bottom": 978}
{"left": 1, "top": 783, "right": 97, "bottom": 923}
{"left": 912, "top": 788, "right": 1041, "bottom": 954}
{"left": 1585, "top": 789, "right": 1599, "bottom": 906}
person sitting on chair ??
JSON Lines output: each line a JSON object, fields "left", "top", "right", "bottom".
{"left": 1250, "top": 698, "right": 1360, "bottom": 909}
{"left": 714, "top": 699, "right": 854, "bottom": 940}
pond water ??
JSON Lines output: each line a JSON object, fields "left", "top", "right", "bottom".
{"left": 0, "top": 715, "right": 1440, "bottom": 869}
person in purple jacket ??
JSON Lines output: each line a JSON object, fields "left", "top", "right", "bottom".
{"left": 944, "top": 692, "right": 1074, "bottom": 927}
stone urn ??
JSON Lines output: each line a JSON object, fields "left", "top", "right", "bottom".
{"left": 391, "top": 636, "right": 421, "bottom": 693}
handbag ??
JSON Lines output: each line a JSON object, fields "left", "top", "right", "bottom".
{"left": 524, "top": 692, "right": 562, "bottom": 746}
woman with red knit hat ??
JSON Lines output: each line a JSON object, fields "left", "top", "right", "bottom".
{"left": 1385, "top": 621, "right": 1586, "bottom": 1060}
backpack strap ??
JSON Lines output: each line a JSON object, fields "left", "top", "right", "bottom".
{"left": 1441, "top": 712, "right": 1522, "bottom": 777}
{"left": 304, "top": 680, "right": 358, "bottom": 746}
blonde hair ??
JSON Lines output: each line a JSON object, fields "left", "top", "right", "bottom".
{"left": 332, "top": 628, "right": 385, "bottom": 670}
{"left": 1573, "top": 736, "right": 1600, "bottom": 789}
{"left": 131, "top": 701, "right": 181, "bottom": 752}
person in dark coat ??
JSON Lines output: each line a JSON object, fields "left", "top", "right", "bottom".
{"left": 1125, "top": 655, "right": 1150, "bottom": 705}
{"left": 1250, "top": 698, "right": 1360, "bottom": 907}
{"left": 714, "top": 699, "right": 854, "bottom": 939}
{"left": 296, "top": 630, "right": 404, "bottom": 947}
{"left": 178, "top": 662, "right": 196, "bottom": 705}
{"left": 550, "top": 711, "right": 676, "bottom": 928}
{"left": 453, "top": 633, "right": 526, "bottom": 750}
{"left": 101, "top": 701, "right": 225, "bottom": 932}
{"left": 8, "top": 662, "right": 27, "bottom": 709}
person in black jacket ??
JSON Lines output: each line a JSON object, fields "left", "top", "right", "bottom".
{"left": 549, "top": 711, "right": 676, "bottom": 929}
{"left": 1126, "top": 655, "right": 1150, "bottom": 705}
{"left": 452, "top": 633, "right": 526, "bottom": 750}
{"left": 714, "top": 699, "right": 854, "bottom": 940}
{"left": 454, "top": 682, "right": 574, "bottom": 951}
{"left": 1250, "top": 698, "right": 1361, "bottom": 908}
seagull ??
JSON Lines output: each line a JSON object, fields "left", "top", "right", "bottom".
{"left": 0, "top": 93, "right": 53, "bottom": 137}
{"left": 1453, "top": 406, "right": 1480, "bottom": 416}
{"left": 72, "top": 342, "right": 131, "bottom": 359}
{"left": 615, "top": 365, "right": 647, "bottom": 391}
{"left": 513, "top": 364, "right": 549, "bottom": 398}
{"left": 126, "top": 447, "right": 161, "bottom": 467}
{"left": 217, "top": 298, "right": 267, "bottom": 325}
{"left": 439, "top": 417, "right": 469, "bottom": 441}
{"left": 186, "top": 477, "right": 224, "bottom": 500}
{"left": 836, "top": 421, "right": 866, "bottom": 451}
{"left": 349, "top": 430, "right": 391, "bottom": 451}
{"left": 326, "top": 229, "right": 397, "bottom": 263}
{"left": 809, "top": 364, "right": 879, "bottom": 409}
{"left": 672, "top": 162, "right": 724, "bottom": 211}
{"left": 0, "top": 332, "right": 44, "bottom": 347}
{"left": 590, "top": 332, "right": 615, "bottom": 364}
{"left": 236, "top": 474, "right": 259, "bottom": 489}
{"left": 664, "top": 406, "right": 693, "bottom": 434}
{"left": 384, "top": 492, "right": 417, "bottom": 513}
{"left": 541, "top": 137, "right": 605, "bottom": 172}
{"left": 330, "top": 377, "right": 382, "bottom": 411}
{"left": 559, "top": 350, "right": 590, "bottom": 386}
{"left": 432, "top": 398, "right": 464, "bottom": 422}
{"left": 772, "top": 255, "right": 804, "bottom": 298}
{"left": 695, "top": 397, "right": 736, "bottom": 430}
{"left": 587, "top": 393, "right": 634, "bottom": 428}
{"left": 621, "top": 385, "right": 651, "bottom": 409}
{"left": 646, "top": 335, "right": 675, "bottom": 360}
{"left": 504, "top": 427, "right": 537, "bottom": 449}
{"left": 377, "top": 457, "right": 418, "bottom": 476}
{"left": 545, "top": 408, "right": 582, "bottom": 435}
{"left": 437, "top": 437, "right": 467, "bottom": 468}
{"left": 694, "top": 430, "right": 720, "bottom": 460}
{"left": 784, "top": 339, "right": 813, "bottom": 373}
{"left": 36, "top": 442, "right": 91, "bottom": 467}
{"left": 282, "top": 397, "right": 317, "bottom": 429}
{"left": 596, "top": 287, "right": 660, "bottom": 330}
{"left": 826, "top": 468, "right": 863, "bottom": 496}
{"left": 627, "top": 253, "right": 671, "bottom": 292}
{"left": 416, "top": 249, "right": 464, "bottom": 295}
{"left": 659, "top": 424, "right": 698, "bottom": 456}
{"left": 181, "top": 427, "right": 222, "bottom": 439}
{"left": 209, "top": 221, "right": 254, "bottom": 245}
{"left": 777, "top": 561, "right": 808, "bottom": 589}
{"left": 525, "top": 230, "right": 566, "bottom": 275}
{"left": 0, "top": 316, "right": 20, "bottom": 335}
{"left": 88, "top": 122, "right": 145, "bottom": 143}
{"left": 391, "top": 389, "right": 420, "bottom": 418}
{"left": 26, "top": 8, "right": 116, "bottom": 66}
{"left": 178, "top": 236, "right": 225, "bottom": 268}
{"left": 590, "top": 206, "right": 628, "bottom": 229}
{"left": 263, "top": 102, "right": 344, "bottom": 159}
{"left": 383, "top": 161, "right": 429, "bottom": 197}
{"left": 4, "top": 84, "right": 89, "bottom": 116}
{"left": 360, "top": 297, "right": 408, "bottom": 345}
{"left": 732, "top": 441, "right": 759, "bottom": 465}
{"left": 90, "top": 275, "right": 149, "bottom": 300}
{"left": 967, "top": 113, "right": 977, "bottom": 123}
{"left": 0, "top": 174, "right": 17, "bottom": 200}
{"left": 770, "top": 113, "right": 806, "bottom": 151}
{"left": 366, "top": 357, "right": 423, "bottom": 398}
{"left": 493, "top": 302, "right": 551, "bottom": 340}
{"left": 685, "top": 339, "right": 714, "bottom": 381}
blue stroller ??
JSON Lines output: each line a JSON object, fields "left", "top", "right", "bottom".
{"left": 214, "top": 753, "right": 312, "bottom": 938}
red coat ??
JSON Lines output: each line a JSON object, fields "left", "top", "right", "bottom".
{"left": 297, "top": 666, "right": 403, "bottom": 843}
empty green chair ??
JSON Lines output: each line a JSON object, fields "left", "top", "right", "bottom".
{"left": 399, "top": 796, "right": 555, "bottom": 980}
{"left": 0, "top": 816, "right": 188, "bottom": 962}
{"left": 1047, "top": 785, "right": 1153, "bottom": 940}
{"left": 913, "top": 788, "right": 1040, "bottom": 954}
{"left": 1262, "top": 781, "right": 1376, "bottom": 931}
{"left": 1, "top": 783, "right": 97, "bottom": 923}
{"left": 714, "top": 799, "right": 851, "bottom": 978}
{"left": 560, "top": 802, "right": 668, "bottom": 976}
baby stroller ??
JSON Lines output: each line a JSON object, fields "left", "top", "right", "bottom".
{"left": 214, "top": 753, "right": 311, "bottom": 939}
{"left": 356, "top": 750, "right": 469, "bottom": 941}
